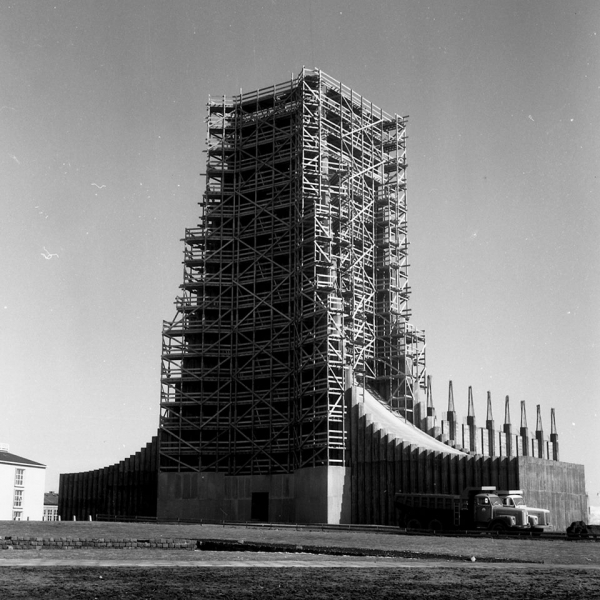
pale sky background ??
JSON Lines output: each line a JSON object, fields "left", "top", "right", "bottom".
{"left": 1, "top": 1, "right": 598, "bottom": 508}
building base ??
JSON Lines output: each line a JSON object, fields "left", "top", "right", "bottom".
{"left": 157, "top": 466, "right": 351, "bottom": 524}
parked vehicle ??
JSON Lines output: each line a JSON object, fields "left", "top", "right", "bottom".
{"left": 495, "top": 489, "right": 550, "bottom": 530}
{"left": 566, "top": 521, "right": 600, "bottom": 537}
{"left": 394, "top": 486, "right": 551, "bottom": 532}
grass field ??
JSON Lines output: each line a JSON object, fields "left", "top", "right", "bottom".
{"left": 2, "top": 520, "right": 599, "bottom": 565}
{"left": 1, "top": 521, "right": 599, "bottom": 599}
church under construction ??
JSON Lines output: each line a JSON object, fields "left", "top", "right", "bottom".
{"left": 58, "top": 69, "right": 587, "bottom": 530}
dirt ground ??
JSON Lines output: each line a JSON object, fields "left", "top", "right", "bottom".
{"left": 1, "top": 565, "right": 600, "bottom": 599}
{"left": 1, "top": 522, "right": 599, "bottom": 599}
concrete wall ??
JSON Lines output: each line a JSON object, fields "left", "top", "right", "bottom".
{"left": 348, "top": 399, "right": 588, "bottom": 532}
{"left": 293, "top": 466, "right": 350, "bottom": 524}
{"left": 157, "top": 466, "right": 350, "bottom": 524}
{"left": 517, "top": 457, "right": 587, "bottom": 531}
{"left": 58, "top": 390, "right": 587, "bottom": 531}
{"left": 59, "top": 437, "right": 158, "bottom": 521}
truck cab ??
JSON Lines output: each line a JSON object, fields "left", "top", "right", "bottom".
{"left": 473, "top": 493, "right": 496, "bottom": 524}
{"left": 496, "top": 489, "right": 551, "bottom": 530}
{"left": 461, "top": 487, "right": 533, "bottom": 531}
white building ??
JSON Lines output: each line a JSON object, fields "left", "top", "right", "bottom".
{"left": 0, "top": 444, "right": 46, "bottom": 521}
{"left": 43, "top": 492, "right": 59, "bottom": 521}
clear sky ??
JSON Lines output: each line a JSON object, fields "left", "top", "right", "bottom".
{"left": 1, "top": 1, "right": 598, "bottom": 507}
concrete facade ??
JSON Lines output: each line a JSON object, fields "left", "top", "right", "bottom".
{"left": 60, "top": 393, "right": 588, "bottom": 530}
{"left": 157, "top": 465, "right": 350, "bottom": 524}
{"left": 347, "top": 393, "right": 587, "bottom": 531}
{"left": 58, "top": 437, "right": 158, "bottom": 522}
{"left": 517, "top": 457, "right": 587, "bottom": 530}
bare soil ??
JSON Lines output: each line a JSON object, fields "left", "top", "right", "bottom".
{"left": 1, "top": 566, "right": 600, "bottom": 599}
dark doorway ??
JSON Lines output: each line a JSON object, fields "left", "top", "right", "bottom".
{"left": 251, "top": 492, "right": 269, "bottom": 522}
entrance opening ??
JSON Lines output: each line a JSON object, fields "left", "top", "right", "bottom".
{"left": 251, "top": 492, "right": 269, "bottom": 521}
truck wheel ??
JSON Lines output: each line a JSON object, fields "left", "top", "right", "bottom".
{"left": 490, "top": 521, "right": 507, "bottom": 532}
{"left": 428, "top": 519, "right": 443, "bottom": 532}
{"left": 406, "top": 518, "right": 422, "bottom": 530}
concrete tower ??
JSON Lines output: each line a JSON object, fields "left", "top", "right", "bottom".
{"left": 157, "top": 69, "right": 426, "bottom": 522}
{"left": 57, "top": 71, "right": 588, "bottom": 531}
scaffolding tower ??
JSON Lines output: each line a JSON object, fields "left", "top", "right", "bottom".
{"left": 159, "top": 68, "right": 426, "bottom": 476}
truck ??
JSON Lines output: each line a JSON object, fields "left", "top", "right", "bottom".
{"left": 394, "top": 486, "right": 551, "bottom": 532}
{"left": 495, "top": 489, "right": 551, "bottom": 531}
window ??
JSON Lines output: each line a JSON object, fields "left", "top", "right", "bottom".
{"left": 14, "top": 489, "right": 23, "bottom": 508}
{"left": 14, "top": 468, "right": 24, "bottom": 487}
{"left": 43, "top": 507, "right": 59, "bottom": 521}
{"left": 12, "top": 511, "right": 22, "bottom": 521}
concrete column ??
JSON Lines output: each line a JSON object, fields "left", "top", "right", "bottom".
{"left": 412, "top": 380, "right": 425, "bottom": 431}
{"left": 473, "top": 427, "right": 482, "bottom": 455}
{"left": 386, "top": 435, "right": 395, "bottom": 524}
{"left": 498, "top": 431, "right": 507, "bottom": 456}
{"left": 350, "top": 401, "right": 359, "bottom": 524}
{"left": 485, "top": 391, "right": 496, "bottom": 456}
{"left": 439, "top": 419, "right": 450, "bottom": 444}
{"left": 503, "top": 395, "right": 513, "bottom": 457}
{"left": 481, "top": 427, "right": 490, "bottom": 456}
{"left": 520, "top": 401, "right": 530, "bottom": 457}
{"left": 356, "top": 410, "right": 366, "bottom": 523}
{"left": 394, "top": 440, "right": 402, "bottom": 494}
{"left": 372, "top": 428, "right": 381, "bottom": 524}
{"left": 401, "top": 442, "right": 410, "bottom": 494}
{"left": 365, "top": 417, "right": 374, "bottom": 524}
{"left": 467, "top": 386, "right": 477, "bottom": 452}
{"left": 445, "top": 380, "right": 458, "bottom": 444}
{"left": 550, "top": 408, "right": 559, "bottom": 461}
{"left": 441, "top": 452, "right": 450, "bottom": 494}
{"left": 535, "top": 404, "right": 545, "bottom": 459}
{"left": 461, "top": 423, "right": 471, "bottom": 452}
{"left": 424, "top": 375, "right": 437, "bottom": 436}
{"left": 409, "top": 445, "right": 418, "bottom": 492}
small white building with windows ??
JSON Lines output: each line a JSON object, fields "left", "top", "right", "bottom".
{"left": 0, "top": 444, "right": 46, "bottom": 521}
{"left": 43, "top": 492, "right": 59, "bottom": 521}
